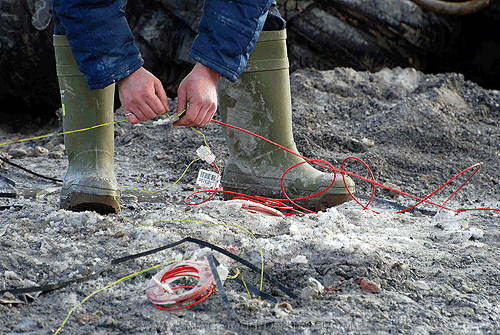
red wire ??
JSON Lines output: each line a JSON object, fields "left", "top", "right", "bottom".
{"left": 341, "top": 156, "right": 377, "bottom": 213}
{"left": 152, "top": 285, "right": 216, "bottom": 310}
{"left": 152, "top": 264, "right": 216, "bottom": 310}
{"left": 155, "top": 121, "right": 499, "bottom": 314}
{"left": 183, "top": 119, "right": 500, "bottom": 215}
{"left": 185, "top": 161, "right": 220, "bottom": 206}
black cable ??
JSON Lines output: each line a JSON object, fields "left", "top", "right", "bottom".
{"left": 228, "top": 277, "right": 278, "bottom": 303}
{"left": 0, "top": 174, "right": 17, "bottom": 198}
{"left": 113, "top": 237, "right": 297, "bottom": 299}
{"left": 0, "top": 266, "right": 109, "bottom": 296}
{"left": 207, "top": 254, "right": 240, "bottom": 323}
{"left": 0, "top": 237, "right": 297, "bottom": 300}
{"left": 0, "top": 156, "right": 63, "bottom": 183}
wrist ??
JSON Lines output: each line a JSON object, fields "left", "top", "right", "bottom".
{"left": 116, "top": 66, "right": 146, "bottom": 87}
{"left": 194, "top": 62, "right": 221, "bottom": 82}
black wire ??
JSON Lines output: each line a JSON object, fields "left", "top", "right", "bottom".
{"left": 0, "top": 156, "right": 63, "bottom": 183}
{"left": 207, "top": 254, "right": 240, "bottom": 322}
{"left": 0, "top": 237, "right": 297, "bottom": 300}
{"left": 112, "top": 237, "right": 297, "bottom": 299}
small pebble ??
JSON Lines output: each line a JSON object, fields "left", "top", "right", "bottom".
{"left": 469, "top": 227, "right": 484, "bottom": 240}
{"left": 4, "top": 270, "right": 20, "bottom": 280}
{"left": 28, "top": 146, "right": 49, "bottom": 157}
{"left": 289, "top": 224, "right": 300, "bottom": 236}
{"left": 290, "top": 255, "right": 308, "bottom": 264}
{"left": 361, "top": 137, "right": 375, "bottom": 146}
{"left": 277, "top": 301, "right": 293, "bottom": 311}
{"left": 308, "top": 277, "right": 325, "bottom": 294}
{"left": 8, "top": 148, "right": 27, "bottom": 158}
{"left": 461, "top": 284, "right": 474, "bottom": 293}
{"left": 3, "top": 291, "right": 16, "bottom": 300}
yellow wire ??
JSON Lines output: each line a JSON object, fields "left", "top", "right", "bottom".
{"left": 226, "top": 268, "right": 240, "bottom": 280}
{"left": 189, "top": 126, "right": 211, "bottom": 150}
{"left": 2, "top": 108, "right": 268, "bottom": 331}
{"left": 54, "top": 258, "right": 212, "bottom": 334}
{"left": 238, "top": 269, "right": 252, "bottom": 299}
{"left": 54, "top": 262, "right": 167, "bottom": 335}
{"left": 114, "top": 157, "right": 201, "bottom": 226}
{"left": 0, "top": 119, "right": 128, "bottom": 147}
{"left": 0, "top": 108, "right": 186, "bottom": 148}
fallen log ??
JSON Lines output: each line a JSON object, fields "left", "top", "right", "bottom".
{"left": 410, "top": 0, "right": 491, "bottom": 16}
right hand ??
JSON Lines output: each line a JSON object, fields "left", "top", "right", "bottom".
{"left": 117, "top": 67, "right": 169, "bottom": 124}
{"left": 174, "top": 62, "right": 220, "bottom": 127}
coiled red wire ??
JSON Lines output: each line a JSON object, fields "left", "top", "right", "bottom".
{"left": 150, "top": 264, "right": 216, "bottom": 311}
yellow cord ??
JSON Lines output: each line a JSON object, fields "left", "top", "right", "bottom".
{"left": 114, "top": 157, "right": 201, "bottom": 225}
{"left": 226, "top": 268, "right": 240, "bottom": 280}
{"left": 238, "top": 269, "right": 253, "bottom": 299}
{"left": 54, "top": 262, "right": 167, "bottom": 335}
{"left": 0, "top": 119, "right": 128, "bottom": 148}
{"left": 0, "top": 109, "right": 186, "bottom": 148}
{"left": 1, "top": 109, "right": 268, "bottom": 332}
{"left": 53, "top": 259, "right": 213, "bottom": 334}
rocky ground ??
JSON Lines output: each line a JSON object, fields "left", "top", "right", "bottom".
{"left": 1, "top": 67, "right": 499, "bottom": 334}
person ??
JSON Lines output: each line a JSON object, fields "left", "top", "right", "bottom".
{"left": 52, "top": 0, "right": 354, "bottom": 214}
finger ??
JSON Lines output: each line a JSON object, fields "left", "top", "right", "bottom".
{"left": 125, "top": 112, "right": 140, "bottom": 124}
{"left": 128, "top": 107, "right": 150, "bottom": 122}
{"left": 175, "top": 102, "right": 202, "bottom": 127}
{"left": 200, "top": 104, "right": 216, "bottom": 127}
{"left": 197, "top": 101, "right": 217, "bottom": 127}
{"left": 145, "top": 96, "right": 167, "bottom": 118}
{"left": 154, "top": 80, "right": 169, "bottom": 115}
{"left": 193, "top": 104, "right": 210, "bottom": 127}
{"left": 136, "top": 102, "right": 157, "bottom": 120}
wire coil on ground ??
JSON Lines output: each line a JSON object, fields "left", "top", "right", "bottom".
{"left": 146, "top": 261, "right": 215, "bottom": 310}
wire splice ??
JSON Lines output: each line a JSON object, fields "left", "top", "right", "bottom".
{"left": 196, "top": 145, "right": 215, "bottom": 164}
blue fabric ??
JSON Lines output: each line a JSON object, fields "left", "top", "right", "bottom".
{"left": 189, "top": 0, "right": 283, "bottom": 82}
{"left": 52, "top": 0, "right": 286, "bottom": 88}
{"left": 263, "top": 2, "right": 286, "bottom": 31}
{"left": 52, "top": 0, "right": 143, "bottom": 90}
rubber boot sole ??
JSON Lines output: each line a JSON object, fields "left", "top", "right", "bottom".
{"left": 221, "top": 177, "right": 354, "bottom": 212}
{"left": 60, "top": 181, "right": 120, "bottom": 215}
{"left": 222, "top": 188, "right": 352, "bottom": 212}
{"left": 60, "top": 192, "right": 119, "bottom": 214}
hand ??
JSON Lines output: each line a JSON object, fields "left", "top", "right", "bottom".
{"left": 117, "top": 67, "right": 169, "bottom": 124}
{"left": 174, "top": 62, "right": 220, "bottom": 127}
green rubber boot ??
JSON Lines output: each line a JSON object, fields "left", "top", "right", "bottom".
{"left": 54, "top": 35, "right": 119, "bottom": 214}
{"left": 217, "top": 30, "right": 354, "bottom": 211}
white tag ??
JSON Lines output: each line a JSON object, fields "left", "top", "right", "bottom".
{"left": 196, "top": 169, "right": 221, "bottom": 189}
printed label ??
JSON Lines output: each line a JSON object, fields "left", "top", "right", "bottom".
{"left": 196, "top": 169, "right": 221, "bottom": 189}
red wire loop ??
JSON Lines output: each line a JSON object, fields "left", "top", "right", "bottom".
{"left": 146, "top": 262, "right": 215, "bottom": 310}
{"left": 184, "top": 120, "right": 500, "bottom": 215}
{"left": 152, "top": 285, "right": 216, "bottom": 311}
{"left": 341, "top": 156, "right": 377, "bottom": 213}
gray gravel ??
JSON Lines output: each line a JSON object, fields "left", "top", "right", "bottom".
{"left": 1, "top": 67, "right": 499, "bottom": 334}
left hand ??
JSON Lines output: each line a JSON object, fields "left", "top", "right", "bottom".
{"left": 174, "top": 62, "right": 220, "bottom": 127}
{"left": 117, "top": 67, "right": 169, "bottom": 124}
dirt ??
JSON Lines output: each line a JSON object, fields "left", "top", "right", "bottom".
{"left": 1, "top": 66, "right": 499, "bottom": 335}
